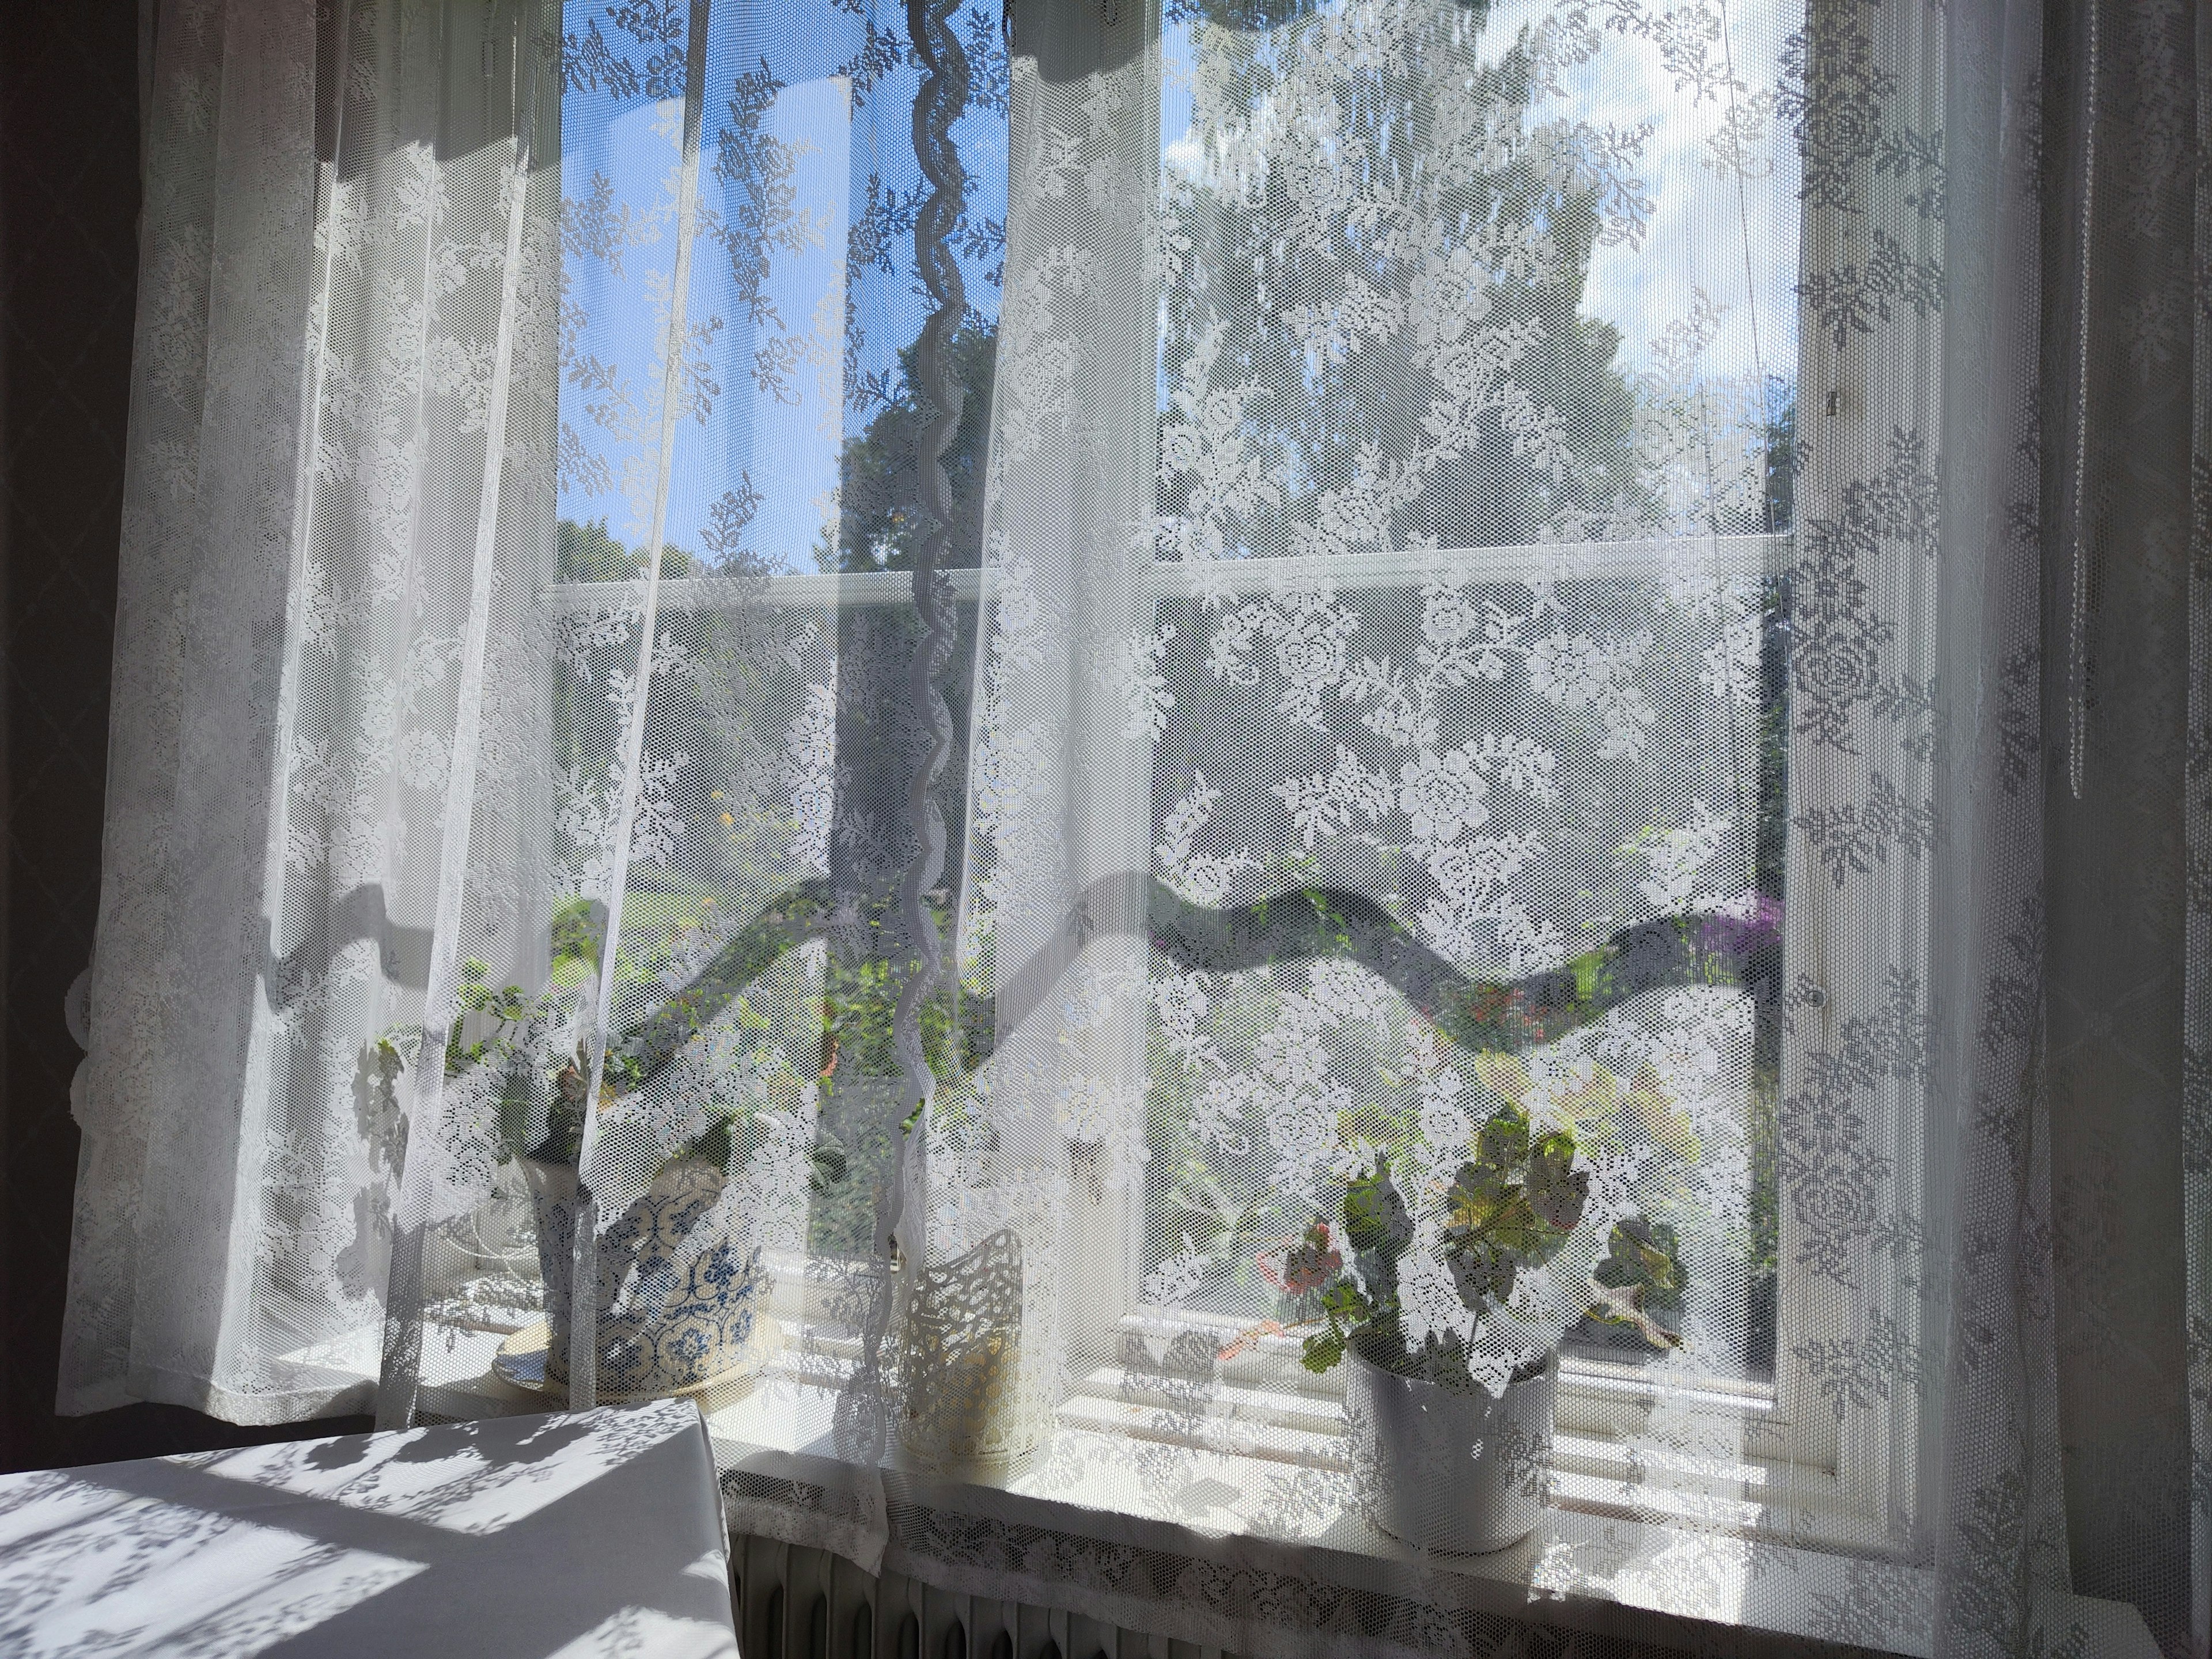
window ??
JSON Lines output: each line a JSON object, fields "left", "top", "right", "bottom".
{"left": 995, "top": 0, "right": 1938, "bottom": 1556}
{"left": 415, "top": 0, "right": 1936, "bottom": 1561}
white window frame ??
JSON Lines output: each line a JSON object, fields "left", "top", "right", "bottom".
{"left": 566, "top": 517, "right": 1902, "bottom": 1555}
{"left": 1062, "top": 537, "right": 1816, "bottom": 1528}
{"left": 517, "top": 0, "right": 1939, "bottom": 1563}
{"left": 1035, "top": 0, "right": 1941, "bottom": 1558}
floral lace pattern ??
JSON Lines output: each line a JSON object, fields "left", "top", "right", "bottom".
{"left": 60, "top": 1, "right": 2211, "bottom": 1656}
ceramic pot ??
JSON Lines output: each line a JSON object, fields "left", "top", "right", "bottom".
{"left": 525, "top": 1156, "right": 768, "bottom": 1397}
{"left": 1344, "top": 1338, "right": 1556, "bottom": 1553}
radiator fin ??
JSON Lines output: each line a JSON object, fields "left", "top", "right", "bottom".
{"left": 732, "top": 1537, "right": 1247, "bottom": 1659}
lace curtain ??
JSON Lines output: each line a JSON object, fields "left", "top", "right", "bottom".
{"left": 60, "top": 2, "right": 2208, "bottom": 1657}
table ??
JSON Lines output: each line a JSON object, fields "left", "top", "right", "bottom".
{"left": 0, "top": 1399, "right": 739, "bottom": 1658}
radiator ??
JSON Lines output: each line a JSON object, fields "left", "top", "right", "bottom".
{"left": 729, "top": 1536, "right": 1248, "bottom": 1659}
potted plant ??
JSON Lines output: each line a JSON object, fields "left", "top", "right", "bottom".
{"left": 520, "top": 1036, "right": 775, "bottom": 1400}
{"left": 418, "top": 935, "right": 790, "bottom": 1402}
{"left": 1231, "top": 1100, "right": 1683, "bottom": 1554}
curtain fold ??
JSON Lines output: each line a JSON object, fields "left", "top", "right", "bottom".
{"left": 60, "top": 1, "right": 2209, "bottom": 1656}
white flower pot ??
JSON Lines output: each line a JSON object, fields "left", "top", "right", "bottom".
{"left": 525, "top": 1156, "right": 770, "bottom": 1399}
{"left": 1344, "top": 1340, "right": 1556, "bottom": 1554}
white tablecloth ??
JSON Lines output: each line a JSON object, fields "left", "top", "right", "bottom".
{"left": 0, "top": 1399, "right": 739, "bottom": 1658}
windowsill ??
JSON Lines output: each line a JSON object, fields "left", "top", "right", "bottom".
{"left": 414, "top": 1320, "right": 2158, "bottom": 1659}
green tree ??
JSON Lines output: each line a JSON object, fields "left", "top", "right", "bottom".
{"left": 1159, "top": 0, "right": 1645, "bottom": 556}
{"left": 557, "top": 516, "right": 697, "bottom": 581}
{"left": 815, "top": 322, "right": 998, "bottom": 574}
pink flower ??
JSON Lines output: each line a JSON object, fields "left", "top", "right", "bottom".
{"left": 1218, "top": 1320, "right": 1285, "bottom": 1362}
{"left": 1258, "top": 1220, "right": 1342, "bottom": 1296}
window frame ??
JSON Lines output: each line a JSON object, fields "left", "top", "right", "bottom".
{"left": 1036, "top": 0, "right": 1942, "bottom": 1555}
{"left": 1057, "top": 537, "right": 1834, "bottom": 1537}
{"left": 516, "top": 0, "right": 1940, "bottom": 1561}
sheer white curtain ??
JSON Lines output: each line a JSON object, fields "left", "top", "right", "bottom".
{"left": 63, "top": 0, "right": 564, "bottom": 1423}
{"left": 62, "top": 1, "right": 2209, "bottom": 1657}
{"left": 67, "top": 0, "right": 1016, "bottom": 1566}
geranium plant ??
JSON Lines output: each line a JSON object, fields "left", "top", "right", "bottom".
{"left": 1226, "top": 1100, "right": 1684, "bottom": 1393}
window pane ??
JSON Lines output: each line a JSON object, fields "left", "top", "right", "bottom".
{"left": 1135, "top": 0, "right": 1797, "bottom": 1392}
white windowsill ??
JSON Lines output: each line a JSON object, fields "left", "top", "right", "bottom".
{"left": 408, "top": 1319, "right": 2158, "bottom": 1659}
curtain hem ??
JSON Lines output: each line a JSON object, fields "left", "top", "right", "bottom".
{"left": 77, "top": 1364, "right": 378, "bottom": 1429}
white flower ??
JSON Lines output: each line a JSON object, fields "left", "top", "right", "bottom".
{"left": 1397, "top": 746, "right": 1490, "bottom": 849}
{"left": 1529, "top": 631, "right": 1608, "bottom": 709}
{"left": 1422, "top": 577, "right": 1479, "bottom": 649}
{"left": 1419, "top": 1094, "right": 1472, "bottom": 1157}
{"left": 1528, "top": 630, "right": 1656, "bottom": 759}
{"left": 396, "top": 728, "right": 449, "bottom": 793}
{"left": 1150, "top": 972, "right": 1222, "bottom": 1073}
{"left": 779, "top": 681, "right": 839, "bottom": 874}
{"left": 1158, "top": 774, "right": 1259, "bottom": 907}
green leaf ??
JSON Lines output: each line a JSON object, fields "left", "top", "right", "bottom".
{"left": 1301, "top": 1323, "right": 1346, "bottom": 1374}
{"left": 1525, "top": 1131, "right": 1589, "bottom": 1232}
{"left": 1442, "top": 1165, "right": 1533, "bottom": 1247}
{"left": 1586, "top": 1279, "right": 1681, "bottom": 1350}
{"left": 1474, "top": 1103, "right": 1530, "bottom": 1175}
{"left": 1320, "top": 1278, "right": 1370, "bottom": 1322}
{"left": 1445, "top": 1237, "right": 1517, "bottom": 1309}
{"left": 1586, "top": 1216, "right": 1687, "bottom": 1349}
{"left": 1342, "top": 1162, "right": 1412, "bottom": 1256}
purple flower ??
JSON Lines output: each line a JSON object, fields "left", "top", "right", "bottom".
{"left": 1695, "top": 893, "right": 1782, "bottom": 964}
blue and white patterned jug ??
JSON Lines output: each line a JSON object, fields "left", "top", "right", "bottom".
{"left": 526, "top": 1156, "right": 770, "bottom": 1398}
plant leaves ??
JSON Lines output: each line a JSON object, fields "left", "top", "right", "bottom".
{"left": 1586, "top": 1278, "right": 1681, "bottom": 1349}
{"left": 1586, "top": 1215, "right": 1685, "bottom": 1349}
{"left": 1474, "top": 1102, "right": 1530, "bottom": 1173}
{"left": 1446, "top": 1237, "right": 1517, "bottom": 1308}
{"left": 1302, "top": 1323, "right": 1347, "bottom": 1374}
{"left": 1525, "top": 1131, "right": 1589, "bottom": 1232}
{"left": 1343, "top": 1162, "right": 1413, "bottom": 1256}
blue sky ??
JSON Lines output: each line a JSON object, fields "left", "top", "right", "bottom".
{"left": 558, "top": 7, "right": 1006, "bottom": 572}
{"left": 558, "top": 0, "right": 1798, "bottom": 571}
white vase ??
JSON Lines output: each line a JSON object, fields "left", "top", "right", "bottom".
{"left": 1344, "top": 1339, "right": 1556, "bottom": 1554}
